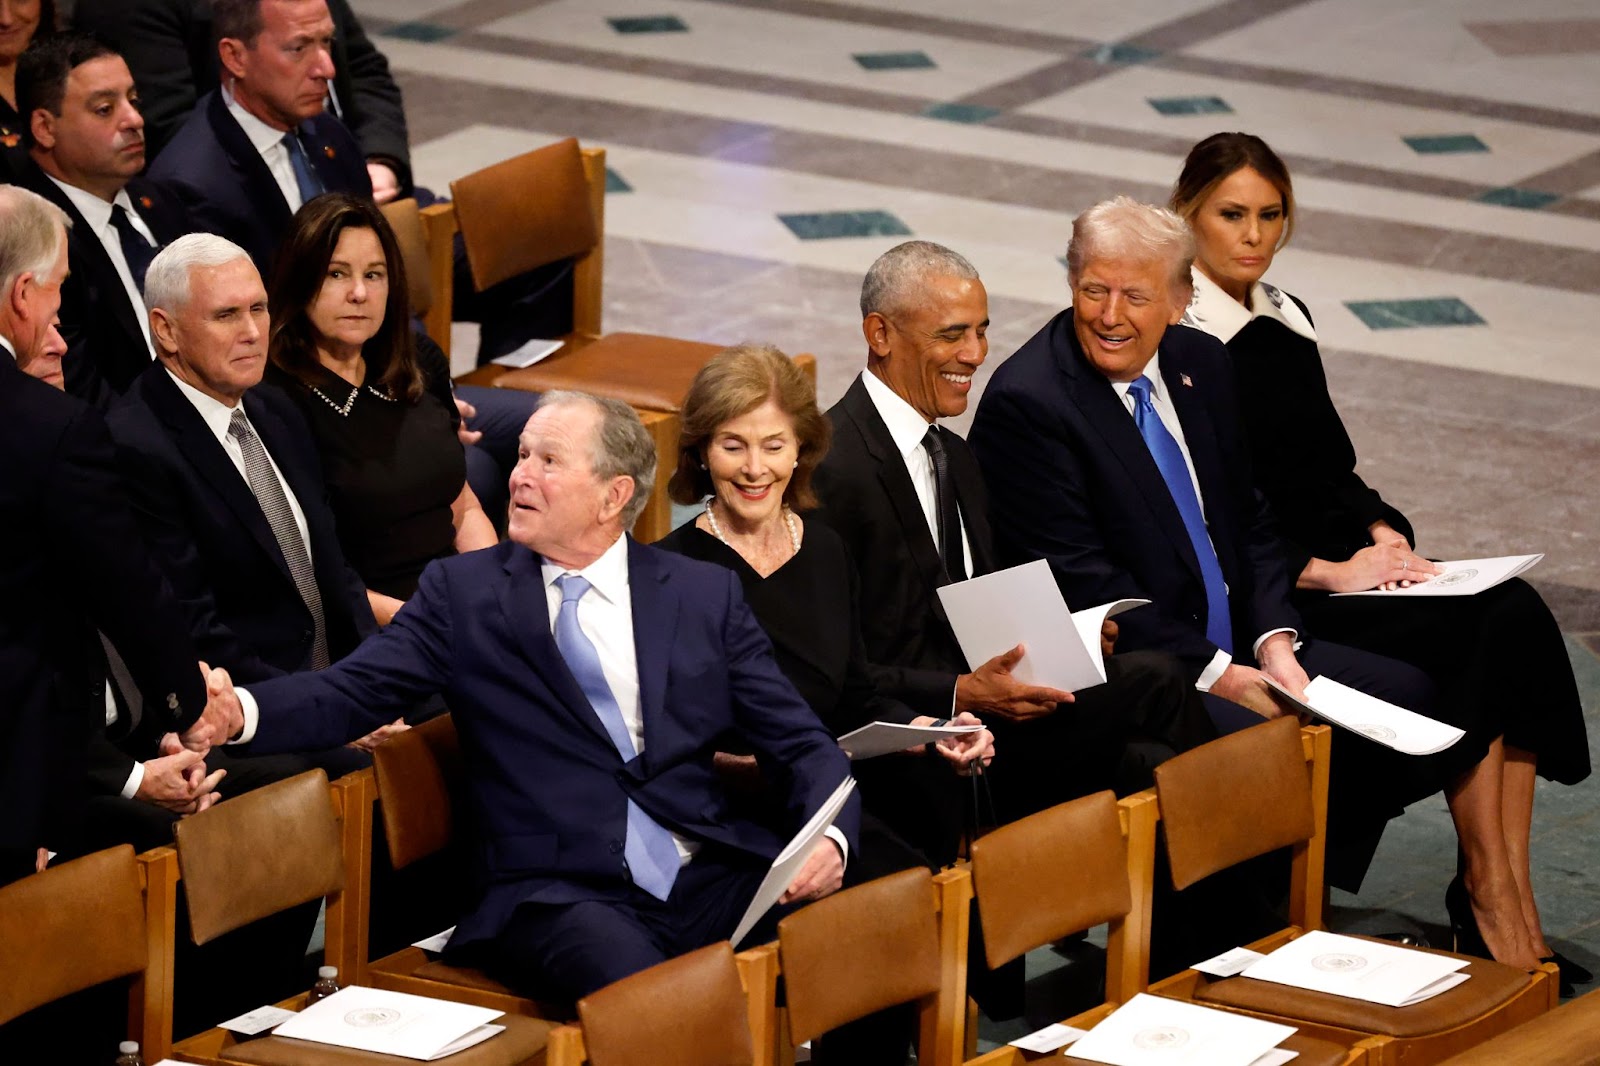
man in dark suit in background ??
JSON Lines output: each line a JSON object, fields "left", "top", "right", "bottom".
{"left": 71, "top": 0, "right": 411, "bottom": 200}
{"left": 107, "top": 234, "right": 386, "bottom": 761}
{"left": 0, "top": 185, "right": 206, "bottom": 886}
{"left": 194, "top": 390, "right": 858, "bottom": 1004}
{"left": 967, "top": 197, "right": 1444, "bottom": 890}
{"left": 18, "top": 34, "right": 193, "bottom": 405}
{"left": 147, "top": 0, "right": 370, "bottom": 274}
{"left": 812, "top": 240, "right": 1214, "bottom": 828}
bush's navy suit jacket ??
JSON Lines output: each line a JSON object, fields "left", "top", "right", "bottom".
{"left": 969, "top": 312, "right": 1301, "bottom": 677}
{"left": 241, "top": 537, "right": 860, "bottom": 948}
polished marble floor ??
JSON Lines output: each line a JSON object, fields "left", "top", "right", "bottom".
{"left": 362, "top": 0, "right": 1600, "bottom": 1020}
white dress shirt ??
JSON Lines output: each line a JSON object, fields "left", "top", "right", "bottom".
{"left": 166, "top": 370, "right": 313, "bottom": 553}
{"left": 1114, "top": 354, "right": 1295, "bottom": 690}
{"left": 223, "top": 83, "right": 302, "bottom": 212}
{"left": 46, "top": 176, "right": 156, "bottom": 356}
{"left": 859, "top": 369, "right": 974, "bottom": 570}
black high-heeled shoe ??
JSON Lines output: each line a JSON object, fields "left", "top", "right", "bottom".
{"left": 1444, "top": 875, "right": 1489, "bottom": 959}
{"left": 1541, "top": 951, "right": 1590, "bottom": 997}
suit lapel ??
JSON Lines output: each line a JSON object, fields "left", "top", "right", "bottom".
{"left": 627, "top": 539, "right": 673, "bottom": 777}
{"left": 32, "top": 176, "right": 149, "bottom": 362}
{"left": 495, "top": 547, "right": 618, "bottom": 752}
{"left": 142, "top": 369, "right": 294, "bottom": 585}
{"left": 1057, "top": 318, "right": 1206, "bottom": 585}
{"left": 206, "top": 91, "right": 292, "bottom": 229}
{"left": 841, "top": 378, "right": 951, "bottom": 611}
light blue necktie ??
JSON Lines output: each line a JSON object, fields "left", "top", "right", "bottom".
{"left": 554, "top": 574, "right": 680, "bottom": 900}
{"left": 282, "top": 130, "right": 325, "bottom": 204}
{"left": 1126, "top": 376, "right": 1233, "bottom": 654}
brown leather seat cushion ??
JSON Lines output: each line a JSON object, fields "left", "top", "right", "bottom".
{"left": 412, "top": 960, "right": 519, "bottom": 996}
{"left": 1434, "top": 986, "right": 1600, "bottom": 1064}
{"left": 219, "top": 1012, "right": 554, "bottom": 1065}
{"left": 366, "top": 949, "right": 573, "bottom": 1019}
{"left": 1192, "top": 939, "right": 1531, "bottom": 1038}
{"left": 493, "top": 333, "right": 721, "bottom": 412}
{"left": 1063, "top": 1031, "right": 1351, "bottom": 1066}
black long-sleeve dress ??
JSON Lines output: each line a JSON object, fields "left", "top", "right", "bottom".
{"left": 656, "top": 518, "right": 963, "bottom": 872}
{"left": 1183, "top": 270, "right": 1588, "bottom": 785}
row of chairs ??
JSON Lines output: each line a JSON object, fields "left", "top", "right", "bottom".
{"left": 381, "top": 137, "right": 816, "bottom": 543}
{"left": 2, "top": 716, "right": 1578, "bottom": 1065}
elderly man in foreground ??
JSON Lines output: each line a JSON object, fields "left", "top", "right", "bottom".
{"left": 193, "top": 390, "right": 858, "bottom": 1000}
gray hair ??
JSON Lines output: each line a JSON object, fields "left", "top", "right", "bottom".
{"left": 144, "top": 233, "right": 254, "bottom": 316}
{"left": 860, "top": 240, "right": 980, "bottom": 320}
{"left": 0, "top": 186, "right": 70, "bottom": 297}
{"left": 537, "top": 390, "right": 657, "bottom": 528}
{"left": 1066, "top": 196, "right": 1196, "bottom": 300}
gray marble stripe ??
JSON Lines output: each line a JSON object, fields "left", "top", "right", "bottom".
{"left": 394, "top": 69, "right": 1600, "bottom": 296}
{"left": 1122, "top": 0, "right": 1316, "bottom": 52}
{"left": 1514, "top": 148, "right": 1600, "bottom": 197}
{"left": 688, "top": 0, "right": 1097, "bottom": 53}
{"left": 409, "top": 29, "right": 1598, "bottom": 219}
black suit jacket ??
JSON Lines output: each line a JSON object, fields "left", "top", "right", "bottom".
{"left": 968, "top": 312, "right": 1300, "bottom": 677}
{"left": 71, "top": 0, "right": 411, "bottom": 188}
{"left": 147, "top": 90, "right": 371, "bottom": 274}
{"left": 106, "top": 364, "right": 378, "bottom": 686}
{"left": 0, "top": 354, "right": 203, "bottom": 854}
{"left": 810, "top": 374, "right": 996, "bottom": 714}
{"left": 23, "top": 167, "right": 194, "bottom": 406}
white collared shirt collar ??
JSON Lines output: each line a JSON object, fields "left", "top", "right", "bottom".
{"left": 1181, "top": 266, "right": 1318, "bottom": 345}
{"left": 1109, "top": 353, "right": 1167, "bottom": 406}
{"left": 166, "top": 366, "right": 243, "bottom": 444}
{"left": 540, "top": 531, "right": 631, "bottom": 605}
{"left": 223, "top": 81, "right": 294, "bottom": 157}
{"left": 860, "top": 367, "right": 935, "bottom": 462}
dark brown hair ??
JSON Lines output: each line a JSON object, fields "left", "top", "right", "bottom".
{"left": 16, "top": 29, "right": 108, "bottom": 123}
{"left": 667, "top": 344, "right": 830, "bottom": 512}
{"left": 1169, "top": 132, "right": 1296, "bottom": 249}
{"left": 268, "top": 192, "right": 424, "bottom": 403}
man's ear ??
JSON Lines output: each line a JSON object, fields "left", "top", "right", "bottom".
{"left": 8, "top": 272, "right": 33, "bottom": 319}
{"left": 149, "top": 306, "right": 178, "bottom": 356}
{"left": 29, "top": 109, "right": 56, "bottom": 153}
{"left": 599, "top": 475, "right": 636, "bottom": 526}
{"left": 862, "top": 311, "right": 891, "bottom": 357}
{"left": 217, "top": 37, "right": 250, "bottom": 82}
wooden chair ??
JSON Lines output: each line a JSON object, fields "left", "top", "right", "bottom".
{"left": 1431, "top": 986, "right": 1600, "bottom": 1065}
{"left": 436, "top": 137, "right": 815, "bottom": 541}
{"left": 1148, "top": 719, "right": 1557, "bottom": 1066}
{"left": 959, "top": 789, "right": 1374, "bottom": 1066}
{"left": 0, "top": 844, "right": 175, "bottom": 1062}
{"left": 377, "top": 197, "right": 450, "bottom": 347}
{"left": 160, "top": 769, "right": 556, "bottom": 1065}
{"left": 544, "top": 943, "right": 759, "bottom": 1066}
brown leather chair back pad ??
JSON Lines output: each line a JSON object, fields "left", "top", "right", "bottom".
{"left": 175, "top": 769, "right": 344, "bottom": 945}
{"left": 778, "top": 867, "right": 941, "bottom": 1046}
{"left": 970, "top": 790, "right": 1131, "bottom": 970}
{"left": 577, "top": 942, "right": 753, "bottom": 1066}
{"left": 450, "top": 136, "right": 598, "bottom": 292}
{"left": 373, "top": 713, "right": 461, "bottom": 870}
{"left": 493, "top": 333, "right": 722, "bottom": 413}
{"left": 378, "top": 197, "right": 433, "bottom": 317}
{"left": 0, "top": 845, "right": 146, "bottom": 1024}
{"left": 1154, "top": 718, "right": 1314, "bottom": 890}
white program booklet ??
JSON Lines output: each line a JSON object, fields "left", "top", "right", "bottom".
{"left": 1263, "top": 676, "right": 1464, "bottom": 756}
{"left": 730, "top": 775, "right": 855, "bottom": 946}
{"left": 937, "top": 559, "right": 1147, "bottom": 692}
{"left": 270, "top": 985, "right": 505, "bottom": 1060}
{"left": 836, "top": 721, "right": 982, "bottom": 760}
{"left": 1241, "top": 930, "right": 1470, "bottom": 1008}
{"left": 1067, "top": 993, "right": 1296, "bottom": 1066}
{"left": 1333, "top": 554, "right": 1542, "bottom": 597}
{"left": 488, "top": 337, "right": 564, "bottom": 368}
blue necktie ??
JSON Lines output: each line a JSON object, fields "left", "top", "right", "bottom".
{"left": 553, "top": 574, "right": 680, "bottom": 900}
{"left": 1126, "top": 376, "right": 1233, "bottom": 654}
{"left": 109, "top": 204, "right": 156, "bottom": 294}
{"left": 282, "top": 130, "right": 325, "bottom": 204}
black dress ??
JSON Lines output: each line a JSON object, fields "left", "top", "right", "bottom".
{"left": 0, "top": 95, "right": 31, "bottom": 186}
{"left": 656, "top": 518, "right": 963, "bottom": 871}
{"left": 268, "top": 337, "right": 466, "bottom": 601}
{"left": 1185, "top": 273, "right": 1589, "bottom": 785}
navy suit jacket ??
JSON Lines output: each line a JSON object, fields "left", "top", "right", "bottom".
{"left": 106, "top": 364, "right": 377, "bottom": 685}
{"left": 22, "top": 167, "right": 194, "bottom": 406}
{"left": 241, "top": 538, "right": 860, "bottom": 947}
{"left": 0, "top": 355, "right": 203, "bottom": 854}
{"left": 968, "top": 312, "right": 1300, "bottom": 678}
{"left": 147, "top": 90, "right": 370, "bottom": 274}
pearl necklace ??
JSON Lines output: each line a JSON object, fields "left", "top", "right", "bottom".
{"left": 704, "top": 501, "right": 800, "bottom": 554}
{"left": 307, "top": 382, "right": 399, "bottom": 417}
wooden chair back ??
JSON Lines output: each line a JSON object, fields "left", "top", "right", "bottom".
{"left": 575, "top": 943, "right": 754, "bottom": 1066}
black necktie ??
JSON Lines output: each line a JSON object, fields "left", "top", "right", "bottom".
{"left": 922, "top": 426, "right": 967, "bottom": 583}
{"left": 110, "top": 204, "right": 157, "bottom": 294}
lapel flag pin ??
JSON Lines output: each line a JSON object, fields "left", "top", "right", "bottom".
{"left": 139, "top": 196, "right": 153, "bottom": 210}
{"left": 323, "top": 145, "right": 336, "bottom": 159}
{"left": 1180, "top": 373, "right": 1193, "bottom": 387}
